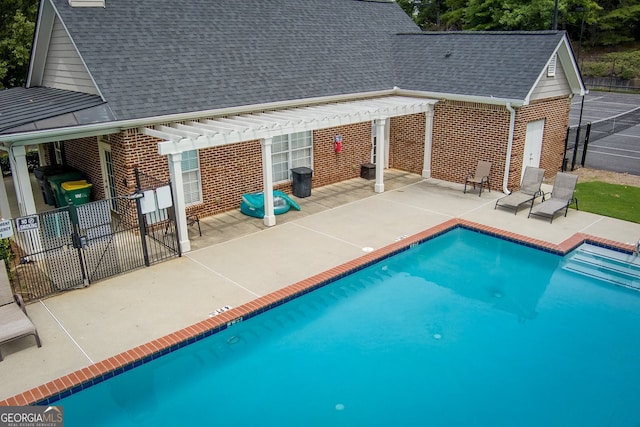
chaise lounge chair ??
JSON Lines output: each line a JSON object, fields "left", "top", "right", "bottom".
{"left": 494, "top": 166, "right": 545, "bottom": 214}
{"left": 464, "top": 160, "right": 491, "bottom": 196}
{"left": 528, "top": 172, "right": 579, "bottom": 223}
{"left": 0, "top": 266, "right": 41, "bottom": 361}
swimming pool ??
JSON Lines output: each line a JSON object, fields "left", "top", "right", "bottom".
{"left": 53, "top": 228, "right": 640, "bottom": 426}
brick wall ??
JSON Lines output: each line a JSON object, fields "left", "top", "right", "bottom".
{"left": 61, "top": 136, "right": 101, "bottom": 201}
{"left": 431, "top": 96, "right": 571, "bottom": 191}
{"left": 510, "top": 96, "right": 571, "bottom": 188}
{"left": 58, "top": 96, "right": 570, "bottom": 220}
{"left": 86, "top": 124, "right": 377, "bottom": 219}
{"left": 431, "top": 101, "right": 510, "bottom": 191}
{"left": 389, "top": 113, "right": 426, "bottom": 174}
{"left": 196, "top": 139, "right": 263, "bottom": 217}
{"left": 312, "top": 123, "right": 372, "bottom": 187}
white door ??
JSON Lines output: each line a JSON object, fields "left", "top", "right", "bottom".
{"left": 98, "top": 138, "right": 117, "bottom": 211}
{"left": 522, "top": 119, "right": 545, "bottom": 179}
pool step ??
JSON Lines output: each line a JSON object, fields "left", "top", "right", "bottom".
{"left": 563, "top": 243, "right": 640, "bottom": 290}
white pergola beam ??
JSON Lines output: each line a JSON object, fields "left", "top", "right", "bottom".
{"left": 158, "top": 125, "right": 200, "bottom": 139}
{"left": 155, "top": 96, "right": 437, "bottom": 155}
{"left": 143, "top": 127, "right": 181, "bottom": 141}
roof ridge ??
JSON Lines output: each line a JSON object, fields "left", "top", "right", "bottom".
{"left": 396, "top": 30, "right": 564, "bottom": 36}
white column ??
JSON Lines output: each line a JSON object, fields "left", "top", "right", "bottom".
{"left": 10, "top": 145, "right": 36, "bottom": 215}
{"left": 167, "top": 152, "right": 191, "bottom": 253}
{"left": 422, "top": 105, "right": 435, "bottom": 178}
{"left": 0, "top": 160, "right": 12, "bottom": 219}
{"left": 374, "top": 118, "right": 387, "bottom": 193}
{"left": 37, "top": 144, "right": 49, "bottom": 166}
{"left": 261, "top": 137, "right": 276, "bottom": 226}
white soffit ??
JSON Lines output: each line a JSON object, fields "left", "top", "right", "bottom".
{"left": 146, "top": 96, "right": 437, "bottom": 155}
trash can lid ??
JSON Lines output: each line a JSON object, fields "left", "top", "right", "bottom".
{"left": 291, "top": 167, "right": 313, "bottom": 174}
{"left": 61, "top": 180, "right": 92, "bottom": 191}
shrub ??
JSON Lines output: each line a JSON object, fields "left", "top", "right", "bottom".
{"left": 580, "top": 49, "right": 640, "bottom": 80}
{"left": 580, "top": 61, "right": 610, "bottom": 77}
{"left": 0, "top": 150, "right": 40, "bottom": 175}
{"left": 0, "top": 238, "right": 12, "bottom": 269}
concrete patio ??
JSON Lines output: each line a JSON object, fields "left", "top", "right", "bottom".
{"left": 1, "top": 169, "right": 640, "bottom": 402}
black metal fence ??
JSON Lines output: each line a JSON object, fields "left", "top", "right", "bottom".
{"left": 588, "top": 106, "right": 640, "bottom": 142}
{"left": 6, "top": 170, "right": 179, "bottom": 301}
{"left": 563, "top": 123, "right": 592, "bottom": 172}
{"left": 564, "top": 105, "right": 640, "bottom": 172}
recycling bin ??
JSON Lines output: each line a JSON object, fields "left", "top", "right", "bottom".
{"left": 47, "top": 171, "right": 86, "bottom": 207}
{"left": 291, "top": 167, "right": 312, "bottom": 198}
{"left": 61, "top": 180, "right": 93, "bottom": 206}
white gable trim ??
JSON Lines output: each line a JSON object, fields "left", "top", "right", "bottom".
{"left": 27, "top": 0, "right": 104, "bottom": 99}
{"left": 146, "top": 96, "right": 438, "bottom": 156}
{"left": 525, "top": 35, "right": 586, "bottom": 103}
{"left": 27, "top": 0, "right": 56, "bottom": 87}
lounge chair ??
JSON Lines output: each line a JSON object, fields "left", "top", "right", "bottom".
{"left": 528, "top": 172, "right": 579, "bottom": 223}
{"left": 464, "top": 160, "right": 491, "bottom": 196}
{"left": 494, "top": 166, "right": 545, "bottom": 214}
{"left": 0, "top": 266, "right": 41, "bottom": 361}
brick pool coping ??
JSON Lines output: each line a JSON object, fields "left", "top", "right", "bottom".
{"left": 1, "top": 218, "right": 635, "bottom": 406}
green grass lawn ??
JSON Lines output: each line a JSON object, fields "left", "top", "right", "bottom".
{"left": 574, "top": 181, "right": 640, "bottom": 223}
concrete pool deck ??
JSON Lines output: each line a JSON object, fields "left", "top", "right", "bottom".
{"left": 1, "top": 169, "right": 639, "bottom": 404}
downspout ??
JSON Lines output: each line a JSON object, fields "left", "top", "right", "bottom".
{"left": 503, "top": 103, "right": 516, "bottom": 194}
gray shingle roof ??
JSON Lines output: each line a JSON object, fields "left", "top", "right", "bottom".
{"left": 51, "top": 0, "right": 418, "bottom": 121}
{"left": 391, "top": 31, "right": 565, "bottom": 100}
{"left": 0, "top": 86, "right": 113, "bottom": 133}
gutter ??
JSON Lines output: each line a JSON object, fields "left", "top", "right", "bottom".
{"left": 503, "top": 103, "right": 516, "bottom": 194}
{"left": 394, "top": 88, "right": 526, "bottom": 108}
{"left": 0, "top": 87, "right": 528, "bottom": 146}
{"left": 397, "top": 88, "right": 521, "bottom": 195}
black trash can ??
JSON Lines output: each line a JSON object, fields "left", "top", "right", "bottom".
{"left": 34, "top": 165, "right": 75, "bottom": 206}
{"left": 290, "top": 167, "right": 313, "bottom": 198}
{"left": 360, "top": 163, "right": 375, "bottom": 180}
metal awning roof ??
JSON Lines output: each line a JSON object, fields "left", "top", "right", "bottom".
{"left": 0, "top": 87, "right": 113, "bottom": 134}
{"left": 143, "top": 96, "right": 438, "bottom": 155}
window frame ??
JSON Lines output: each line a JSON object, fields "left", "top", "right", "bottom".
{"left": 271, "top": 131, "right": 313, "bottom": 183}
{"left": 181, "top": 149, "right": 202, "bottom": 206}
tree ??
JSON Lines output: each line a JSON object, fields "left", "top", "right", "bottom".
{"left": 418, "top": 0, "right": 635, "bottom": 48}
{"left": 441, "top": 0, "right": 468, "bottom": 29}
{"left": 596, "top": 0, "right": 640, "bottom": 44}
{"left": 0, "top": 0, "right": 38, "bottom": 89}
{"left": 397, "top": 0, "right": 455, "bottom": 30}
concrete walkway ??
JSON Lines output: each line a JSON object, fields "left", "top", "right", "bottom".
{"left": 1, "top": 170, "right": 639, "bottom": 401}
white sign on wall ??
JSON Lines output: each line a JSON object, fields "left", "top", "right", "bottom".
{"left": 0, "top": 220, "right": 13, "bottom": 238}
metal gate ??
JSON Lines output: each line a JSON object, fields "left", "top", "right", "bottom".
{"left": 5, "top": 173, "right": 179, "bottom": 301}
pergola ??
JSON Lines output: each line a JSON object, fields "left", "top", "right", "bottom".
{"left": 142, "top": 95, "right": 438, "bottom": 252}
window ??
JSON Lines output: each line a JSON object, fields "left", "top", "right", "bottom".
{"left": 53, "top": 141, "right": 64, "bottom": 164}
{"left": 181, "top": 150, "right": 202, "bottom": 205}
{"left": 272, "top": 131, "right": 313, "bottom": 182}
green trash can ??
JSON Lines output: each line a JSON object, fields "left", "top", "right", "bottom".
{"left": 61, "top": 180, "right": 93, "bottom": 206}
{"left": 47, "top": 171, "right": 85, "bottom": 207}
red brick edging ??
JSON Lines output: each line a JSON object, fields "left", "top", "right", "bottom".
{"left": 1, "top": 218, "right": 635, "bottom": 406}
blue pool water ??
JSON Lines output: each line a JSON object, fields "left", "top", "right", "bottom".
{"left": 56, "top": 228, "right": 640, "bottom": 426}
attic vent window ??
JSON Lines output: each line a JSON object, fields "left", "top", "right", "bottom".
{"left": 68, "top": 0, "right": 105, "bottom": 7}
{"left": 547, "top": 54, "right": 557, "bottom": 77}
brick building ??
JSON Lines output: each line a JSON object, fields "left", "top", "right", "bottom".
{"left": 0, "top": 0, "right": 585, "bottom": 253}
